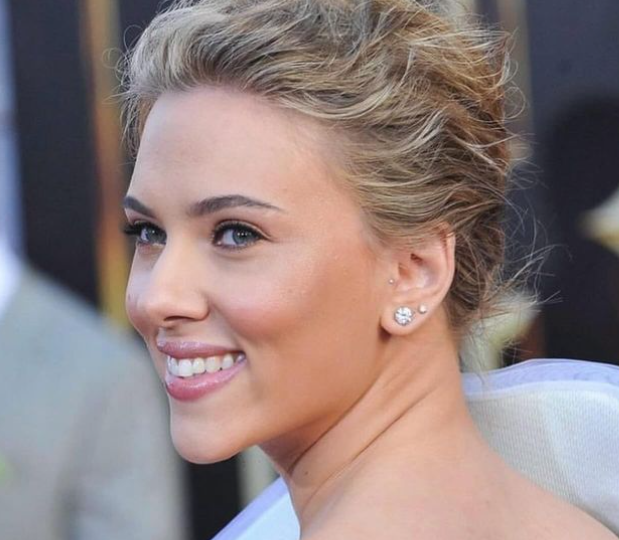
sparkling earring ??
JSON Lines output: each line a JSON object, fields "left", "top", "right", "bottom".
{"left": 418, "top": 304, "right": 428, "bottom": 314}
{"left": 394, "top": 306, "right": 414, "bottom": 326}
{"left": 388, "top": 278, "right": 395, "bottom": 285}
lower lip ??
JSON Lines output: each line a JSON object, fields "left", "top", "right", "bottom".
{"left": 164, "top": 358, "right": 246, "bottom": 402}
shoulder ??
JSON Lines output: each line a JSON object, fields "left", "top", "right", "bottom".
{"left": 300, "top": 514, "right": 617, "bottom": 540}
{"left": 299, "top": 465, "right": 618, "bottom": 540}
{"left": 518, "top": 498, "right": 618, "bottom": 540}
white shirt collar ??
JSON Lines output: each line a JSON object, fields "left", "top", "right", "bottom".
{"left": 0, "top": 234, "right": 21, "bottom": 319}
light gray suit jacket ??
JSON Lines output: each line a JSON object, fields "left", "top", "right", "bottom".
{"left": 0, "top": 268, "right": 186, "bottom": 540}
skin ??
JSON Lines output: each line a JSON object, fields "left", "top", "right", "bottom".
{"left": 124, "top": 87, "right": 616, "bottom": 540}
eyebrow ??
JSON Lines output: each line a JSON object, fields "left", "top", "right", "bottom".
{"left": 122, "top": 194, "right": 283, "bottom": 218}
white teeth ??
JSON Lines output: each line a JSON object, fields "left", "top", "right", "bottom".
{"left": 222, "top": 353, "right": 235, "bottom": 370}
{"left": 192, "top": 357, "right": 206, "bottom": 375}
{"left": 167, "top": 356, "right": 180, "bottom": 376}
{"left": 167, "top": 353, "right": 244, "bottom": 377}
{"left": 205, "top": 356, "right": 222, "bottom": 373}
{"left": 178, "top": 359, "right": 193, "bottom": 378}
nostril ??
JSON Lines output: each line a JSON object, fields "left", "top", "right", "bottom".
{"left": 163, "top": 314, "right": 197, "bottom": 323}
{"left": 129, "top": 251, "right": 211, "bottom": 324}
{"left": 143, "top": 297, "right": 177, "bottom": 323}
{"left": 141, "top": 290, "right": 210, "bottom": 326}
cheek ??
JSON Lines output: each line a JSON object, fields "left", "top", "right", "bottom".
{"left": 220, "top": 272, "right": 310, "bottom": 340}
{"left": 216, "top": 248, "right": 376, "bottom": 348}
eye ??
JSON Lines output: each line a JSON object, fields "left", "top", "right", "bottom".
{"left": 122, "top": 222, "right": 167, "bottom": 246}
{"left": 213, "top": 221, "right": 264, "bottom": 249}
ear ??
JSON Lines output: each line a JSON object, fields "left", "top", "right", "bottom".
{"left": 380, "top": 229, "right": 455, "bottom": 336}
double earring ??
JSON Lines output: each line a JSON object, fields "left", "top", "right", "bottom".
{"left": 394, "top": 304, "right": 429, "bottom": 326}
{"left": 388, "top": 279, "right": 428, "bottom": 326}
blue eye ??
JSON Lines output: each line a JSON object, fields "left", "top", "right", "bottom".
{"left": 213, "top": 222, "right": 264, "bottom": 249}
{"left": 123, "top": 222, "right": 166, "bottom": 246}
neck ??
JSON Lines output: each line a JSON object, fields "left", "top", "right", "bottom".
{"left": 260, "top": 316, "right": 479, "bottom": 529}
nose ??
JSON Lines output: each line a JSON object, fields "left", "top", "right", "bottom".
{"left": 135, "top": 242, "right": 210, "bottom": 328}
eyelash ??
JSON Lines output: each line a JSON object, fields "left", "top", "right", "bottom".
{"left": 122, "top": 220, "right": 265, "bottom": 250}
{"left": 122, "top": 222, "right": 165, "bottom": 247}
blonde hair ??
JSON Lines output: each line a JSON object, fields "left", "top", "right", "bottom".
{"left": 122, "top": 0, "right": 514, "bottom": 333}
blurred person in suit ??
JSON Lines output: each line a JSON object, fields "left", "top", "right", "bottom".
{"left": 0, "top": 229, "right": 188, "bottom": 539}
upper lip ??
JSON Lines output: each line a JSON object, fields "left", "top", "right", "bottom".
{"left": 156, "top": 340, "right": 241, "bottom": 360}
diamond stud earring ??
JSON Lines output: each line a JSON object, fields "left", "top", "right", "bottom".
{"left": 394, "top": 306, "right": 414, "bottom": 326}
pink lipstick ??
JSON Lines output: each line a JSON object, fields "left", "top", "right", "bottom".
{"left": 157, "top": 341, "right": 247, "bottom": 402}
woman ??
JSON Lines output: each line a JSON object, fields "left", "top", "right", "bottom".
{"left": 121, "top": 1, "right": 616, "bottom": 538}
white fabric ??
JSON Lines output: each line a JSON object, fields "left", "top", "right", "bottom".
{"left": 466, "top": 359, "right": 619, "bottom": 532}
{"left": 0, "top": 234, "right": 21, "bottom": 319}
{"left": 213, "top": 359, "right": 619, "bottom": 539}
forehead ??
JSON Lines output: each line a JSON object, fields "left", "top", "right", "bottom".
{"left": 130, "top": 87, "right": 346, "bottom": 207}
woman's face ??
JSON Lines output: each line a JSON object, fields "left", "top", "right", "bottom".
{"left": 125, "top": 87, "right": 390, "bottom": 464}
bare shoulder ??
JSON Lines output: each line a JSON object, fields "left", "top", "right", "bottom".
{"left": 530, "top": 505, "right": 617, "bottom": 540}
{"left": 566, "top": 520, "right": 618, "bottom": 540}
{"left": 509, "top": 480, "right": 618, "bottom": 540}
{"left": 299, "top": 451, "right": 617, "bottom": 540}
{"left": 300, "top": 512, "right": 617, "bottom": 540}
{"left": 300, "top": 483, "right": 618, "bottom": 540}
{"left": 531, "top": 514, "right": 617, "bottom": 540}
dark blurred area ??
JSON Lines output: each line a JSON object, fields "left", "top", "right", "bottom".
{"left": 1, "top": 0, "right": 618, "bottom": 538}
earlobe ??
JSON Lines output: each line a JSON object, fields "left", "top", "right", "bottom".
{"left": 394, "top": 306, "right": 415, "bottom": 326}
{"left": 380, "top": 230, "right": 455, "bottom": 336}
{"left": 381, "top": 303, "right": 430, "bottom": 335}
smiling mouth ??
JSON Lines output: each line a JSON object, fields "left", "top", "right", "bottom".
{"left": 167, "top": 353, "right": 246, "bottom": 378}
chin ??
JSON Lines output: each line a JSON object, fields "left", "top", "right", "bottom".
{"left": 169, "top": 415, "right": 245, "bottom": 464}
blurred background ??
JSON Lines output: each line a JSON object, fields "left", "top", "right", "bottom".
{"left": 0, "top": 0, "right": 617, "bottom": 539}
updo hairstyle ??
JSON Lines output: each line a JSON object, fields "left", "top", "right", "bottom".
{"left": 122, "top": 0, "right": 513, "bottom": 335}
